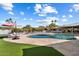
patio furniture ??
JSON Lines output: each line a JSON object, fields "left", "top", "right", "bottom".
{"left": 8, "top": 33, "right": 20, "bottom": 40}
{"left": 12, "top": 35, "right": 19, "bottom": 40}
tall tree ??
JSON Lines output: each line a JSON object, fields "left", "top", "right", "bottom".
{"left": 5, "top": 18, "right": 13, "bottom": 23}
{"left": 48, "top": 20, "right": 58, "bottom": 30}
{"left": 23, "top": 25, "right": 33, "bottom": 32}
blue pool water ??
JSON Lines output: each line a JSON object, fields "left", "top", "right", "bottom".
{"left": 50, "top": 34, "right": 76, "bottom": 40}
{"left": 29, "top": 34, "right": 50, "bottom": 38}
{"left": 29, "top": 34, "right": 76, "bottom": 40}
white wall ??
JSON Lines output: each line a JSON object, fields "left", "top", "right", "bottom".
{"left": 0, "top": 30, "right": 11, "bottom": 37}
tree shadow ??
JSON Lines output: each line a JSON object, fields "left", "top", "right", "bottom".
{"left": 0, "top": 36, "right": 8, "bottom": 39}
{"left": 23, "top": 46, "right": 64, "bottom": 56}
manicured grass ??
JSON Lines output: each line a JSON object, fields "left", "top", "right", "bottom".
{"left": 0, "top": 38, "right": 64, "bottom": 56}
{"left": 0, "top": 39, "right": 36, "bottom": 56}
{"left": 23, "top": 46, "right": 64, "bottom": 56}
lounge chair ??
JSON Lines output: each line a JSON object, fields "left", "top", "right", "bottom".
{"left": 8, "top": 33, "right": 19, "bottom": 40}
{"left": 12, "top": 35, "right": 19, "bottom": 40}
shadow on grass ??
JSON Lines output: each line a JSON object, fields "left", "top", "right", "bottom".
{"left": 23, "top": 46, "right": 64, "bottom": 56}
{"left": 0, "top": 36, "right": 8, "bottom": 39}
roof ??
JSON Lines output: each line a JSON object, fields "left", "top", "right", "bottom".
{"left": 61, "top": 22, "right": 79, "bottom": 27}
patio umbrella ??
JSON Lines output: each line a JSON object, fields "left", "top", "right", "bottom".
{"left": 1, "top": 22, "right": 16, "bottom": 33}
{"left": 1, "top": 21, "right": 19, "bottom": 39}
{"left": 2, "top": 22, "right": 16, "bottom": 26}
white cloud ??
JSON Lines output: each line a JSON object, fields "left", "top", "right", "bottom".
{"left": 11, "top": 17, "right": 19, "bottom": 20}
{"left": 62, "top": 15, "right": 66, "bottom": 18}
{"left": 0, "top": 3, "right": 13, "bottom": 11}
{"left": 43, "top": 6, "right": 58, "bottom": 14}
{"left": 62, "top": 19, "right": 67, "bottom": 22}
{"left": 38, "top": 13, "right": 46, "bottom": 16}
{"left": 37, "top": 17, "right": 59, "bottom": 24}
{"left": 23, "top": 18, "right": 27, "bottom": 20}
{"left": 73, "top": 4, "right": 79, "bottom": 11}
{"left": 0, "top": 3, "right": 14, "bottom": 15}
{"left": 46, "top": 17, "right": 59, "bottom": 21}
{"left": 8, "top": 11, "right": 14, "bottom": 15}
{"left": 34, "top": 4, "right": 42, "bottom": 13}
{"left": 69, "top": 9, "right": 73, "bottom": 12}
{"left": 68, "top": 4, "right": 79, "bottom": 12}
{"left": 34, "top": 4, "right": 58, "bottom": 16}
{"left": 20, "top": 11, "right": 24, "bottom": 15}
{"left": 35, "top": 4, "right": 42, "bottom": 10}
{"left": 23, "top": 18, "right": 33, "bottom": 21}
{"left": 29, "top": 18, "right": 33, "bottom": 21}
{"left": 37, "top": 19, "right": 50, "bottom": 24}
{"left": 69, "top": 14, "right": 73, "bottom": 18}
{"left": 62, "top": 14, "right": 73, "bottom": 18}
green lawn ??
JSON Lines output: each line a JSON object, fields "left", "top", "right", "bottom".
{"left": 23, "top": 46, "right": 64, "bottom": 56}
{"left": 0, "top": 38, "right": 64, "bottom": 56}
{"left": 0, "top": 38, "right": 36, "bottom": 56}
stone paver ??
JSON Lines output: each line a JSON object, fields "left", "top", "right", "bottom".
{"left": 47, "top": 40, "right": 79, "bottom": 56}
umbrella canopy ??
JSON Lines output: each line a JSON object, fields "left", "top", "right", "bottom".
{"left": 2, "top": 22, "right": 16, "bottom": 26}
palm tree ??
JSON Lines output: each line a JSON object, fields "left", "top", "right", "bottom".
{"left": 49, "top": 20, "right": 57, "bottom": 27}
{"left": 5, "top": 18, "right": 13, "bottom": 23}
{"left": 48, "top": 19, "right": 58, "bottom": 31}
{"left": 51, "top": 19, "right": 57, "bottom": 24}
{"left": 4, "top": 18, "right": 14, "bottom": 29}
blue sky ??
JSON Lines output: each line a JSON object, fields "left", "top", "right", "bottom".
{"left": 0, "top": 3, "right": 79, "bottom": 27}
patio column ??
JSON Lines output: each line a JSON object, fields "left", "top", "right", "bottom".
{"left": 71, "top": 26, "right": 74, "bottom": 34}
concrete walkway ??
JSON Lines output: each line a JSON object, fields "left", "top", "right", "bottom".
{"left": 48, "top": 40, "right": 79, "bottom": 56}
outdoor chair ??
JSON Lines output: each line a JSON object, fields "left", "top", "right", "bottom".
{"left": 8, "top": 34, "right": 14, "bottom": 38}
{"left": 8, "top": 33, "right": 20, "bottom": 40}
{"left": 12, "top": 35, "right": 19, "bottom": 40}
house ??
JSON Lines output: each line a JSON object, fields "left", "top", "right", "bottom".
{"left": 59, "top": 22, "right": 79, "bottom": 33}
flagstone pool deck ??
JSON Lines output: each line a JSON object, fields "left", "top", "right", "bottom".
{"left": 3, "top": 33, "right": 70, "bottom": 46}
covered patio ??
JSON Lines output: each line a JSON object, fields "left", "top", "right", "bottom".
{"left": 59, "top": 22, "right": 79, "bottom": 33}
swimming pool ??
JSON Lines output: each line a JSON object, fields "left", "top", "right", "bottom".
{"left": 29, "top": 34, "right": 50, "bottom": 38}
{"left": 29, "top": 33, "right": 76, "bottom": 40}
